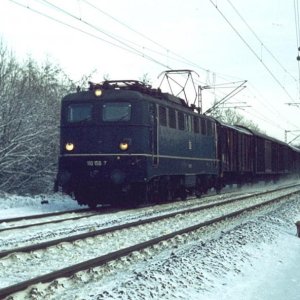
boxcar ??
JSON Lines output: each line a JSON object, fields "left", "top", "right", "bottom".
{"left": 216, "top": 122, "right": 254, "bottom": 186}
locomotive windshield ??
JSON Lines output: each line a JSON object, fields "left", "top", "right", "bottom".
{"left": 64, "top": 101, "right": 132, "bottom": 124}
{"left": 102, "top": 102, "right": 131, "bottom": 122}
{"left": 67, "top": 103, "right": 92, "bottom": 123}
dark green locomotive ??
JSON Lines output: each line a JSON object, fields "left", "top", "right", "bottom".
{"left": 55, "top": 80, "right": 219, "bottom": 208}
{"left": 55, "top": 79, "right": 300, "bottom": 208}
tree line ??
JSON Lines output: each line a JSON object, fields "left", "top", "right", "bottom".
{"left": 0, "top": 40, "right": 77, "bottom": 194}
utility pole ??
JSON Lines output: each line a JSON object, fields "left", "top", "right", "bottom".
{"left": 284, "top": 130, "right": 300, "bottom": 143}
{"left": 203, "top": 80, "right": 247, "bottom": 115}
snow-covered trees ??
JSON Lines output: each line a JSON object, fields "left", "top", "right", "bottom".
{"left": 0, "top": 41, "right": 74, "bottom": 193}
{"left": 210, "top": 107, "right": 262, "bottom": 133}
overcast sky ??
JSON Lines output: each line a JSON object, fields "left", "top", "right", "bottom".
{"left": 1, "top": 0, "right": 300, "bottom": 141}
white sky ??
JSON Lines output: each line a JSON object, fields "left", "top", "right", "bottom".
{"left": 1, "top": 0, "right": 300, "bottom": 141}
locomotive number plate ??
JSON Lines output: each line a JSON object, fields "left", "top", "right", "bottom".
{"left": 87, "top": 160, "right": 108, "bottom": 167}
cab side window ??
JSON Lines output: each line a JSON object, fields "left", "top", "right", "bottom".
{"left": 201, "top": 118, "right": 207, "bottom": 135}
{"left": 159, "top": 106, "right": 167, "bottom": 126}
{"left": 193, "top": 116, "right": 200, "bottom": 133}
{"left": 207, "top": 120, "right": 212, "bottom": 135}
{"left": 177, "top": 112, "right": 185, "bottom": 130}
{"left": 169, "top": 108, "right": 176, "bottom": 129}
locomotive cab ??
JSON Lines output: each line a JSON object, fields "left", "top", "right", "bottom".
{"left": 56, "top": 81, "right": 154, "bottom": 207}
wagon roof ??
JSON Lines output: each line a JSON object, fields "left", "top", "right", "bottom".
{"left": 235, "top": 125, "right": 288, "bottom": 145}
{"left": 214, "top": 121, "right": 253, "bottom": 135}
{"left": 289, "top": 144, "right": 300, "bottom": 152}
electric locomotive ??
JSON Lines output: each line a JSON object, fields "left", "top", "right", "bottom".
{"left": 55, "top": 80, "right": 220, "bottom": 208}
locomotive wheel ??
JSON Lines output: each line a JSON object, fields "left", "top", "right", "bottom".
{"left": 74, "top": 189, "right": 85, "bottom": 205}
{"left": 195, "top": 190, "right": 202, "bottom": 198}
{"left": 215, "top": 187, "right": 221, "bottom": 194}
{"left": 75, "top": 187, "right": 98, "bottom": 210}
{"left": 215, "top": 179, "right": 223, "bottom": 195}
{"left": 178, "top": 186, "right": 187, "bottom": 200}
{"left": 115, "top": 183, "right": 145, "bottom": 208}
{"left": 146, "top": 179, "right": 160, "bottom": 203}
{"left": 88, "top": 202, "right": 97, "bottom": 210}
{"left": 129, "top": 183, "right": 146, "bottom": 207}
{"left": 158, "top": 181, "right": 171, "bottom": 203}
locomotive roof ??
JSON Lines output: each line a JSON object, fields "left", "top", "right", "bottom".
{"left": 91, "top": 80, "right": 190, "bottom": 107}
{"left": 64, "top": 80, "right": 201, "bottom": 111}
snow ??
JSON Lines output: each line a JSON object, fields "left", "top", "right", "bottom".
{"left": 202, "top": 222, "right": 300, "bottom": 300}
{"left": 1, "top": 188, "right": 300, "bottom": 299}
{"left": 0, "top": 192, "right": 81, "bottom": 219}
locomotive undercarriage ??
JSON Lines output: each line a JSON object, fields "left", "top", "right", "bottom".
{"left": 66, "top": 173, "right": 220, "bottom": 209}
{"left": 74, "top": 182, "right": 146, "bottom": 209}
{"left": 60, "top": 169, "right": 290, "bottom": 209}
{"left": 144, "top": 174, "right": 219, "bottom": 204}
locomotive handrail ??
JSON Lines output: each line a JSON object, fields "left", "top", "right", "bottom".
{"left": 88, "top": 79, "right": 161, "bottom": 96}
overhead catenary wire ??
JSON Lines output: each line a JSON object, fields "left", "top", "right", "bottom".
{"left": 83, "top": 0, "right": 238, "bottom": 86}
{"left": 247, "top": 83, "right": 300, "bottom": 129}
{"left": 8, "top": 0, "right": 249, "bottom": 89}
{"left": 209, "top": 0, "right": 298, "bottom": 105}
{"left": 294, "top": 0, "right": 300, "bottom": 99}
{"left": 9, "top": 0, "right": 169, "bottom": 69}
{"left": 8, "top": 0, "right": 240, "bottom": 92}
{"left": 7, "top": 0, "right": 299, "bottom": 139}
{"left": 226, "top": 0, "right": 298, "bottom": 84}
{"left": 89, "top": 0, "right": 300, "bottom": 129}
{"left": 31, "top": 0, "right": 230, "bottom": 87}
{"left": 36, "top": 0, "right": 254, "bottom": 99}
{"left": 81, "top": 0, "right": 256, "bottom": 86}
{"left": 43, "top": 0, "right": 248, "bottom": 85}
{"left": 47, "top": 0, "right": 300, "bottom": 136}
{"left": 37, "top": 0, "right": 173, "bottom": 70}
{"left": 40, "top": 0, "right": 236, "bottom": 87}
{"left": 82, "top": 0, "right": 215, "bottom": 75}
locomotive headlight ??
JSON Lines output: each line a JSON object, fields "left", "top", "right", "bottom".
{"left": 65, "top": 143, "right": 75, "bottom": 151}
{"left": 119, "top": 138, "right": 131, "bottom": 151}
{"left": 119, "top": 142, "right": 129, "bottom": 151}
{"left": 94, "top": 89, "right": 102, "bottom": 97}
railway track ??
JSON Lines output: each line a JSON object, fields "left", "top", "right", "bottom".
{"left": 0, "top": 181, "right": 297, "bottom": 252}
{"left": 1, "top": 183, "right": 300, "bottom": 299}
{"left": 0, "top": 189, "right": 235, "bottom": 232}
{"left": 0, "top": 181, "right": 294, "bottom": 234}
{"left": 0, "top": 207, "right": 92, "bottom": 224}
{"left": 0, "top": 187, "right": 251, "bottom": 252}
{"left": 0, "top": 192, "right": 219, "bottom": 234}
{"left": 0, "top": 210, "right": 99, "bottom": 233}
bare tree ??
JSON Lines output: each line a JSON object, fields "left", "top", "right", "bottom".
{"left": 210, "top": 107, "right": 262, "bottom": 133}
{"left": 0, "top": 41, "right": 75, "bottom": 193}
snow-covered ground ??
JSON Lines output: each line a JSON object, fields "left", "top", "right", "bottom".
{"left": 1, "top": 188, "right": 300, "bottom": 299}
{"left": 0, "top": 192, "right": 81, "bottom": 218}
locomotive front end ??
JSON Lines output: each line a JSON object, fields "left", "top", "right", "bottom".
{"left": 56, "top": 82, "right": 150, "bottom": 208}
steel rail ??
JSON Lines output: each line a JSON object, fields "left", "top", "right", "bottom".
{"left": 0, "top": 208, "right": 92, "bottom": 223}
{"left": 0, "top": 212, "right": 99, "bottom": 233}
{"left": 0, "top": 207, "right": 122, "bottom": 233}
